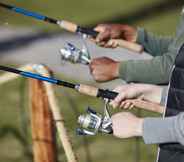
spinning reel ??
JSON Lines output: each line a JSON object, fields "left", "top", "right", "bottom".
{"left": 60, "top": 42, "right": 91, "bottom": 65}
{"left": 76, "top": 100, "right": 113, "bottom": 136}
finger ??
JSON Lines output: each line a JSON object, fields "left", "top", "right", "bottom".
{"left": 96, "top": 31, "right": 110, "bottom": 42}
{"left": 120, "top": 101, "right": 126, "bottom": 109}
{"left": 96, "top": 41, "right": 106, "bottom": 47}
{"left": 104, "top": 40, "right": 118, "bottom": 48}
{"left": 106, "top": 40, "right": 118, "bottom": 48}
{"left": 111, "top": 42, "right": 118, "bottom": 48}
{"left": 124, "top": 100, "right": 135, "bottom": 109}
{"left": 110, "top": 93, "right": 126, "bottom": 108}
{"left": 114, "top": 93, "right": 126, "bottom": 104}
{"left": 104, "top": 43, "right": 113, "bottom": 48}
{"left": 129, "top": 104, "right": 134, "bottom": 109}
{"left": 124, "top": 102, "right": 132, "bottom": 109}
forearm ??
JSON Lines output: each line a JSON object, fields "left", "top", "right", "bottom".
{"left": 137, "top": 28, "right": 173, "bottom": 56}
{"left": 143, "top": 85, "right": 168, "bottom": 106}
{"left": 119, "top": 51, "right": 176, "bottom": 84}
{"left": 143, "top": 113, "right": 184, "bottom": 145}
{"left": 141, "top": 84, "right": 162, "bottom": 104}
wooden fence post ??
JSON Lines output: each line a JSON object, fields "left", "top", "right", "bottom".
{"left": 29, "top": 78, "right": 57, "bottom": 162}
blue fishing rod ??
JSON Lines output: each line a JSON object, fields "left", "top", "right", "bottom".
{"left": 0, "top": 65, "right": 118, "bottom": 100}
{"left": 0, "top": 2, "right": 98, "bottom": 37}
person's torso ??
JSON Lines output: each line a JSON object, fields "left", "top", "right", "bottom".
{"left": 158, "top": 42, "right": 184, "bottom": 162}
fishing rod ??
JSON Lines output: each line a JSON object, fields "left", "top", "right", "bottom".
{"left": 0, "top": 65, "right": 163, "bottom": 136}
{"left": 0, "top": 2, "right": 143, "bottom": 53}
{"left": 0, "top": 65, "right": 117, "bottom": 100}
{"left": 0, "top": 65, "right": 163, "bottom": 113}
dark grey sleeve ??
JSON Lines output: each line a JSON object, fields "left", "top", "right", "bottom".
{"left": 143, "top": 113, "right": 184, "bottom": 145}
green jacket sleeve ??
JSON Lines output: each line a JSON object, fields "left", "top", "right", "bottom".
{"left": 119, "top": 41, "right": 178, "bottom": 84}
{"left": 118, "top": 10, "right": 184, "bottom": 84}
{"left": 137, "top": 28, "right": 173, "bottom": 56}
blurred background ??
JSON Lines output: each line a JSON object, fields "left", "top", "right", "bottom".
{"left": 0, "top": 0, "right": 181, "bottom": 162}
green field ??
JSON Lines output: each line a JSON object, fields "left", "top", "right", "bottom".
{"left": 0, "top": 0, "right": 181, "bottom": 162}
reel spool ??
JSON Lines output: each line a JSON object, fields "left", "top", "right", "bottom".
{"left": 60, "top": 43, "right": 91, "bottom": 65}
{"left": 76, "top": 107, "right": 112, "bottom": 136}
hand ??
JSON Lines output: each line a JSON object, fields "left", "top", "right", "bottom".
{"left": 112, "top": 112, "right": 143, "bottom": 138}
{"left": 93, "top": 24, "right": 137, "bottom": 48}
{"left": 110, "top": 84, "right": 162, "bottom": 109}
{"left": 89, "top": 57, "right": 120, "bottom": 82}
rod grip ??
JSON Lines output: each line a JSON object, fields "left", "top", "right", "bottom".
{"left": 77, "top": 84, "right": 99, "bottom": 97}
{"left": 58, "top": 20, "right": 78, "bottom": 33}
{"left": 77, "top": 85, "right": 118, "bottom": 99}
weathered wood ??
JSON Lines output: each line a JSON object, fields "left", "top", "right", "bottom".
{"left": 34, "top": 65, "right": 78, "bottom": 162}
{"left": 29, "top": 79, "right": 57, "bottom": 162}
{"left": 44, "top": 81, "right": 78, "bottom": 162}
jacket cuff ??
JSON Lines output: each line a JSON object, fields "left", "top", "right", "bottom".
{"left": 118, "top": 61, "right": 128, "bottom": 82}
{"left": 143, "top": 117, "right": 177, "bottom": 144}
{"left": 136, "top": 27, "right": 146, "bottom": 44}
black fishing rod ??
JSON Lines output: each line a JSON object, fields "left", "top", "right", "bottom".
{"left": 0, "top": 2, "right": 143, "bottom": 53}
{"left": 0, "top": 65, "right": 118, "bottom": 100}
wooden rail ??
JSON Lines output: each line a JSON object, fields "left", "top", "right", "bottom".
{"left": 29, "top": 78, "right": 57, "bottom": 162}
